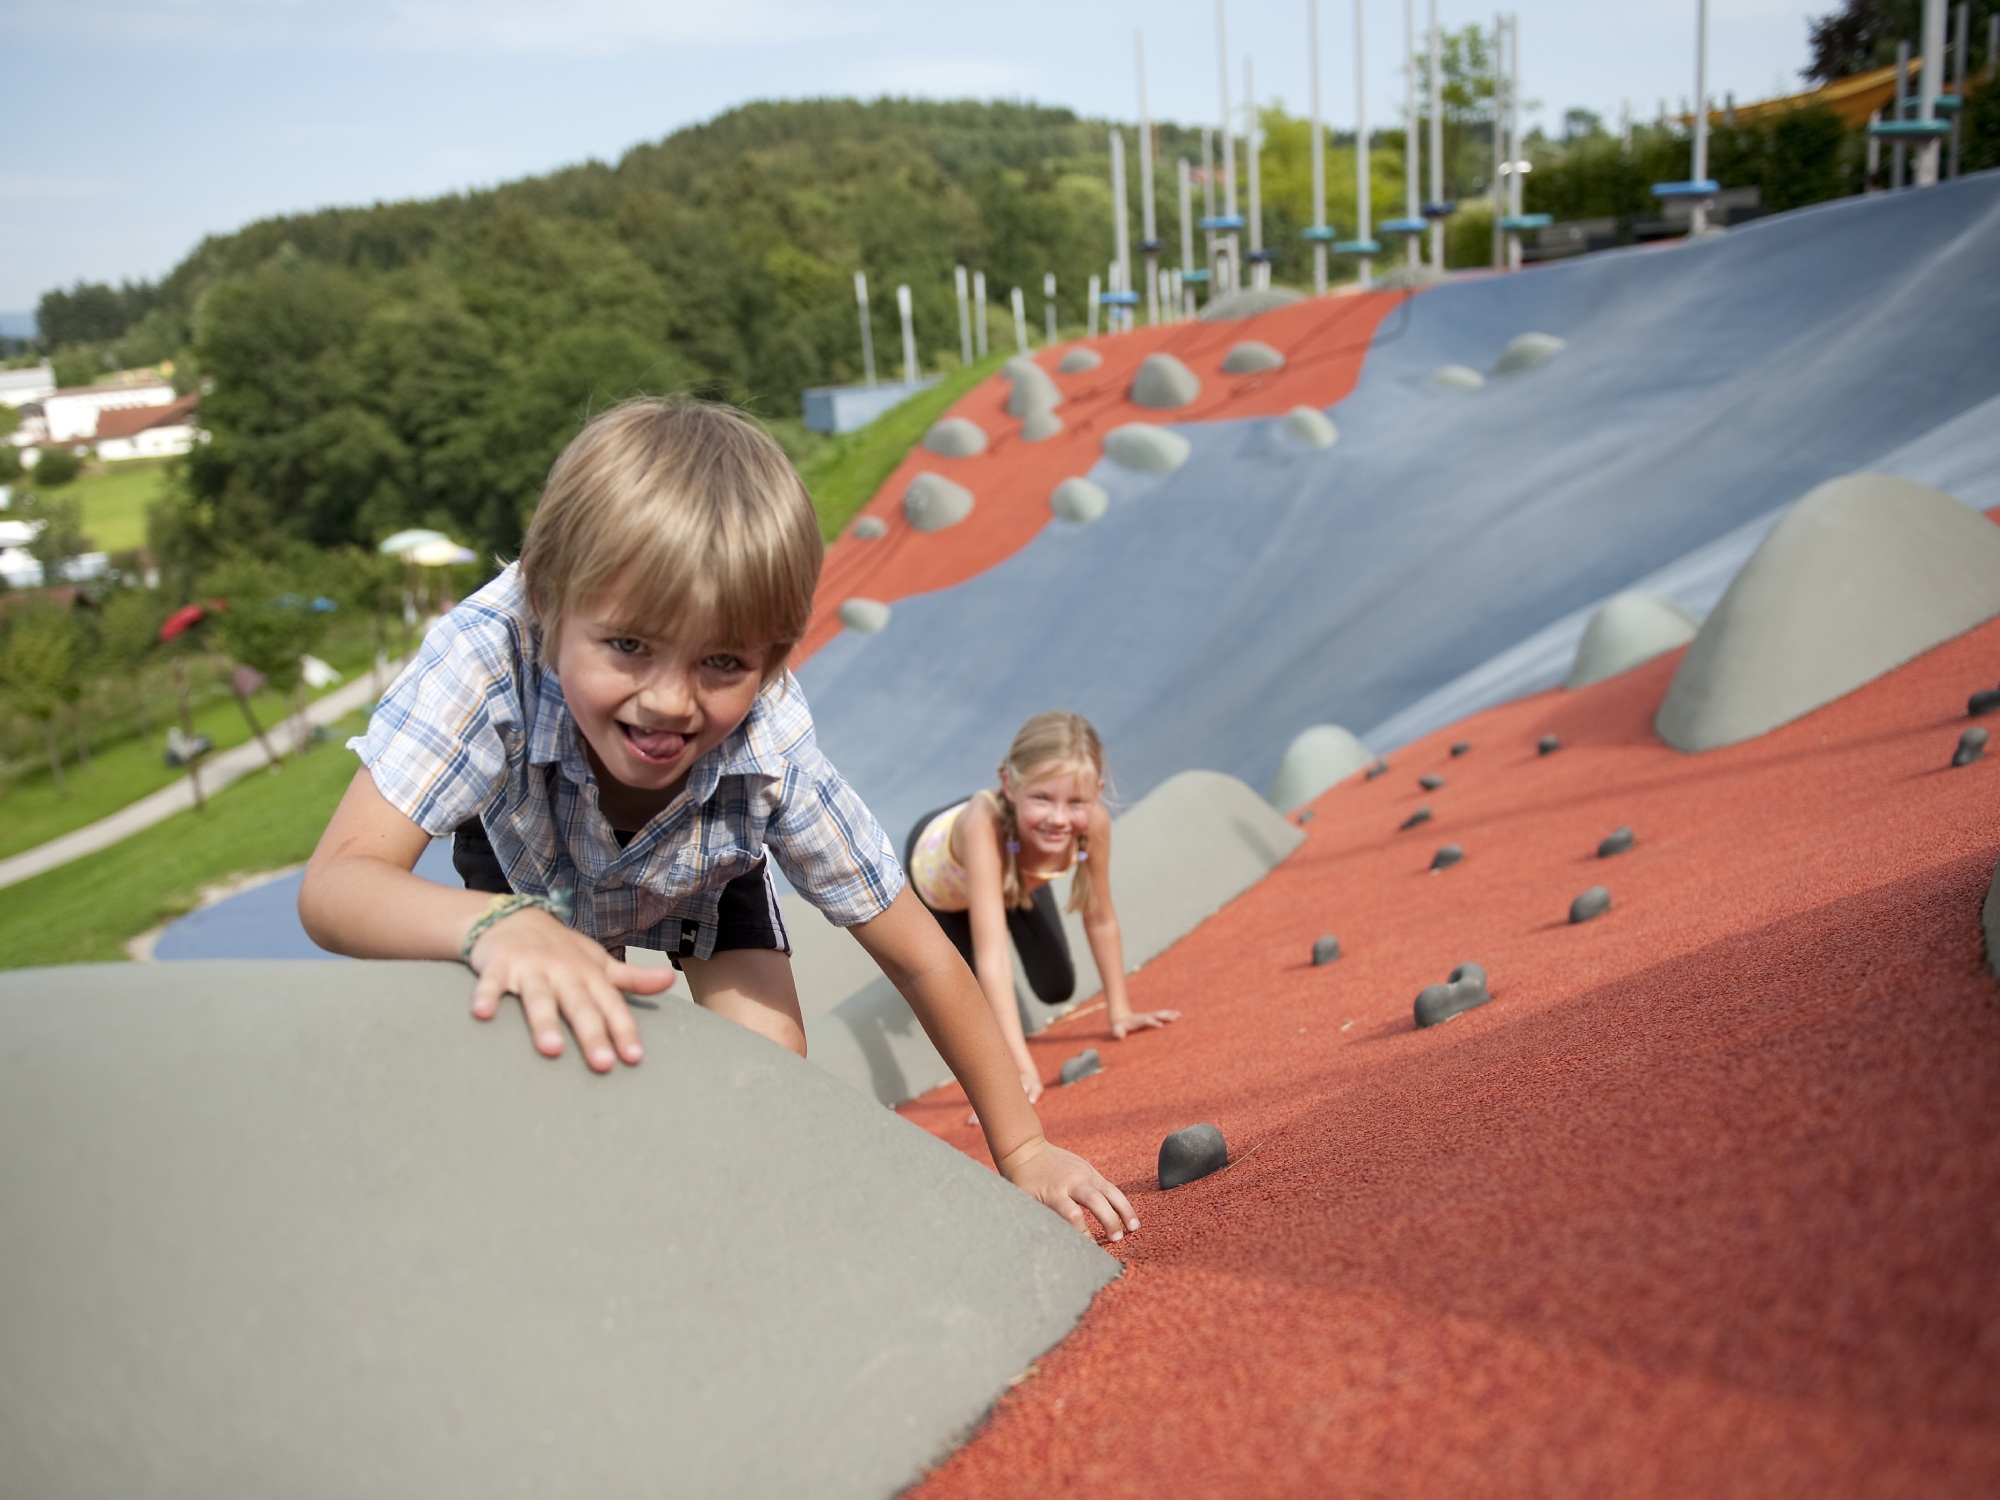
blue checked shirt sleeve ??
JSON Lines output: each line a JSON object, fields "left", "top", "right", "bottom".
{"left": 350, "top": 604, "right": 521, "bottom": 837}
{"left": 760, "top": 719, "right": 904, "bottom": 929}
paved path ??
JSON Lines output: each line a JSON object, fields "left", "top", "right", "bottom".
{"left": 0, "top": 661, "right": 402, "bottom": 892}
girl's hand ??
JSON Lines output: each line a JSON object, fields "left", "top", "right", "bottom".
{"left": 1110, "top": 1007, "right": 1181, "bottom": 1040}
{"left": 1018, "top": 1064, "right": 1045, "bottom": 1104}
{"left": 468, "top": 908, "right": 676, "bottom": 1072}
{"left": 996, "top": 1136, "right": 1139, "bottom": 1242}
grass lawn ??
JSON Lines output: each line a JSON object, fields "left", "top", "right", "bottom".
{"left": 0, "top": 712, "right": 366, "bottom": 969}
{"left": 794, "top": 351, "right": 1009, "bottom": 539}
{"left": 63, "top": 457, "right": 175, "bottom": 554}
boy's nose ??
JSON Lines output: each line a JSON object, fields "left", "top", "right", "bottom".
{"left": 636, "top": 670, "right": 697, "bottom": 721}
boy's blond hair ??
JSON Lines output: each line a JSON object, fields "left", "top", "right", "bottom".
{"left": 520, "top": 398, "right": 822, "bottom": 679}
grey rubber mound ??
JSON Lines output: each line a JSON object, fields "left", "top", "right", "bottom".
{"left": 1130, "top": 353, "right": 1202, "bottom": 410}
{"left": 1954, "top": 726, "right": 1988, "bottom": 766}
{"left": 838, "top": 598, "right": 891, "bottom": 635}
{"left": 788, "top": 770, "right": 1302, "bottom": 1104}
{"left": 1265, "top": 724, "right": 1373, "bottom": 812}
{"left": 851, "top": 515, "right": 888, "bottom": 540}
{"left": 1057, "top": 347, "right": 1103, "bottom": 374}
{"left": 923, "top": 417, "right": 988, "bottom": 458}
{"left": 1657, "top": 473, "right": 2000, "bottom": 752}
{"left": 1311, "top": 935, "right": 1342, "bottom": 966}
{"left": 1059, "top": 1049, "right": 1102, "bottom": 1086}
{"left": 1280, "top": 406, "right": 1338, "bottom": 448}
{"left": 1493, "top": 332, "right": 1567, "bottom": 376}
{"left": 1050, "top": 477, "right": 1110, "bottom": 524}
{"left": 1222, "top": 341, "right": 1286, "bottom": 375}
{"left": 1102, "top": 424, "right": 1191, "bottom": 475}
{"left": 0, "top": 962, "right": 1116, "bottom": 1500}
{"left": 1431, "top": 843, "right": 1464, "bottom": 870}
{"left": 1566, "top": 590, "right": 1700, "bottom": 689}
{"left": 1198, "top": 286, "right": 1306, "bottom": 321}
{"left": 1570, "top": 886, "right": 1613, "bottom": 923}
{"left": 1415, "top": 961, "right": 1490, "bottom": 1028}
{"left": 1598, "top": 827, "right": 1636, "bottom": 858}
{"left": 1021, "top": 407, "right": 1063, "bottom": 443}
{"left": 1004, "top": 357, "right": 1063, "bottom": 417}
{"left": 1430, "top": 364, "right": 1485, "bottom": 390}
{"left": 902, "top": 472, "right": 975, "bottom": 533}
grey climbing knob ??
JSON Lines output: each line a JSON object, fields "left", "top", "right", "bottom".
{"left": 1058, "top": 1050, "right": 1102, "bottom": 1086}
{"left": 1451, "top": 742, "right": 1471, "bottom": 757}
{"left": 1538, "top": 734, "right": 1561, "bottom": 755}
{"left": 1954, "top": 727, "right": 1988, "bottom": 767}
{"left": 1399, "top": 805, "right": 1433, "bottom": 830}
{"left": 1311, "top": 935, "right": 1342, "bottom": 966}
{"left": 1415, "top": 963, "right": 1491, "bottom": 1028}
{"left": 1431, "top": 844, "right": 1464, "bottom": 871}
{"left": 1419, "top": 773, "right": 1445, "bottom": 791}
{"left": 1158, "top": 1124, "right": 1229, "bottom": 1189}
{"left": 1570, "top": 886, "right": 1612, "bottom": 923}
{"left": 1597, "top": 827, "right": 1636, "bottom": 858}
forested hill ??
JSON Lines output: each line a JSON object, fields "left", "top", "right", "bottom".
{"left": 104, "top": 99, "right": 1223, "bottom": 573}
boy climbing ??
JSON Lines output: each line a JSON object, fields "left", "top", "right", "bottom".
{"left": 299, "top": 398, "right": 1136, "bottom": 1242}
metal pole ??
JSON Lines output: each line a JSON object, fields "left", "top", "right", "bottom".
{"left": 1310, "top": 0, "right": 1327, "bottom": 295}
{"left": 1044, "top": 272, "right": 1058, "bottom": 346}
{"left": 1201, "top": 129, "right": 1218, "bottom": 286}
{"left": 1951, "top": 2, "right": 1968, "bottom": 177}
{"left": 1428, "top": 0, "right": 1444, "bottom": 268}
{"left": 1110, "top": 128, "right": 1132, "bottom": 330}
{"left": 1246, "top": 58, "right": 1265, "bottom": 287}
{"left": 973, "top": 270, "right": 988, "bottom": 358}
{"left": 954, "top": 265, "right": 972, "bottom": 366}
{"left": 1179, "top": 155, "right": 1197, "bottom": 310}
{"left": 1867, "top": 108, "right": 1882, "bottom": 187}
{"left": 896, "top": 284, "right": 918, "bottom": 384}
{"left": 1508, "top": 11, "right": 1523, "bottom": 268}
{"left": 1087, "top": 273, "right": 1101, "bottom": 338}
{"left": 1138, "top": 31, "right": 1161, "bottom": 325}
{"left": 1918, "top": 0, "right": 1944, "bottom": 185}
{"left": 1894, "top": 41, "right": 1909, "bottom": 189}
{"left": 1408, "top": 0, "right": 1422, "bottom": 266}
{"left": 1217, "top": 0, "right": 1239, "bottom": 292}
{"left": 1491, "top": 14, "right": 1505, "bottom": 269}
{"left": 1010, "top": 286, "right": 1028, "bottom": 351}
{"left": 1357, "top": 0, "right": 1374, "bottom": 289}
{"left": 854, "top": 270, "right": 876, "bottom": 387}
{"left": 1691, "top": 0, "right": 1710, "bottom": 231}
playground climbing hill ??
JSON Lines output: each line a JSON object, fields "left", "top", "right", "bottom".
{"left": 905, "top": 617, "right": 2000, "bottom": 1498}
{"left": 796, "top": 172, "right": 2000, "bottom": 850}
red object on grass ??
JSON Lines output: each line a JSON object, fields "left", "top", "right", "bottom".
{"left": 158, "top": 599, "right": 225, "bottom": 642}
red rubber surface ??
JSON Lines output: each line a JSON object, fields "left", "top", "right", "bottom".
{"left": 903, "top": 618, "right": 2000, "bottom": 1497}
{"left": 799, "top": 291, "right": 1406, "bottom": 662}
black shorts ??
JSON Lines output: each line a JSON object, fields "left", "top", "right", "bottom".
{"left": 451, "top": 818, "right": 790, "bottom": 964}
{"left": 902, "top": 802, "right": 1075, "bottom": 1006}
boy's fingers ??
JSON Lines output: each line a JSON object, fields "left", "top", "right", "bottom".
{"left": 1076, "top": 1187, "right": 1126, "bottom": 1241}
{"left": 1095, "top": 1177, "right": 1140, "bottom": 1232}
{"left": 517, "top": 983, "right": 567, "bottom": 1058}
{"left": 558, "top": 991, "right": 618, "bottom": 1073}
{"left": 592, "top": 978, "right": 645, "bottom": 1065}
{"left": 608, "top": 960, "right": 676, "bottom": 994}
{"left": 469, "top": 968, "right": 504, "bottom": 1021}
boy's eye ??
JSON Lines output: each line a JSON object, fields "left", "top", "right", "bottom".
{"left": 703, "top": 653, "right": 749, "bottom": 673}
{"left": 606, "top": 637, "right": 645, "bottom": 656}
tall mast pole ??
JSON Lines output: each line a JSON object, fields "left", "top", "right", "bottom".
{"left": 1110, "top": 128, "right": 1132, "bottom": 331}
{"left": 1179, "top": 157, "right": 1197, "bottom": 315}
{"left": 1691, "top": 0, "right": 1711, "bottom": 229}
{"left": 1246, "top": 58, "right": 1264, "bottom": 286}
{"left": 1427, "top": 0, "right": 1445, "bottom": 269}
{"left": 1408, "top": 0, "right": 1422, "bottom": 265}
{"left": 1310, "top": 0, "right": 1328, "bottom": 295}
{"left": 1137, "top": 31, "right": 1161, "bottom": 324}
{"left": 1356, "top": 0, "right": 1374, "bottom": 289}
{"left": 1491, "top": 15, "right": 1505, "bottom": 269}
{"left": 1218, "top": 0, "right": 1239, "bottom": 291}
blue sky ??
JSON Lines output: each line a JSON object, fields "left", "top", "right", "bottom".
{"left": 3, "top": 0, "right": 1822, "bottom": 315}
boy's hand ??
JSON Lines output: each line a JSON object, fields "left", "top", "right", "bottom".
{"left": 995, "top": 1135, "right": 1139, "bottom": 1243}
{"left": 1110, "top": 1007, "right": 1181, "bottom": 1040}
{"left": 467, "top": 909, "right": 675, "bottom": 1073}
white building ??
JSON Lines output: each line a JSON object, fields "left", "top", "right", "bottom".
{"left": 0, "top": 364, "right": 55, "bottom": 408}
{"left": 95, "top": 393, "right": 201, "bottom": 461}
{"left": 42, "top": 379, "right": 176, "bottom": 443}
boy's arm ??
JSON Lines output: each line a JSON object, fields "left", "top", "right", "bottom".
{"left": 300, "top": 768, "right": 671, "bottom": 1071}
{"left": 848, "top": 886, "right": 1138, "bottom": 1240}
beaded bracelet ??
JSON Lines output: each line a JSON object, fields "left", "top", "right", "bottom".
{"left": 459, "top": 892, "right": 569, "bottom": 964}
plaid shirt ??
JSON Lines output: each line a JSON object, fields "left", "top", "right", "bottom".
{"left": 352, "top": 567, "right": 902, "bottom": 958}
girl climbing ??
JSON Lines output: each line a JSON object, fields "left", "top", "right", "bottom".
{"left": 905, "top": 712, "right": 1179, "bottom": 1102}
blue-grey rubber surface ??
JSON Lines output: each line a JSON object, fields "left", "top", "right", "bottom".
{"left": 798, "top": 175, "right": 2000, "bottom": 846}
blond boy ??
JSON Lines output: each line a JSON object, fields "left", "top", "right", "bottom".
{"left": 300, "top": 399, "right": 1136, "bottom": 1239}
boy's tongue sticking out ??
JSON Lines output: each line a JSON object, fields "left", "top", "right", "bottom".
{"left": 622, "top": 724, "right": 689, "bottom": 764}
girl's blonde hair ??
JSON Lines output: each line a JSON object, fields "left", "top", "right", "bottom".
{"left": 519, "top": 397, "right": 822, "bottom": 679}
{"left": 995, "top": 711, "right": 1108, "bottom": 917}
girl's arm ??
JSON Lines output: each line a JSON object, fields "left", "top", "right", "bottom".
{"left": 1077, "top": 808, "right": 1180, "bottom": 1040}
{"left": 959, "top": 795, "right": 1044, "bottom": 1100}
{"left": 848, "top": 886, "right": 1137, "bottom": 1240}
{"left": 299, "top": 768, "right": 671, "bottom": 1071}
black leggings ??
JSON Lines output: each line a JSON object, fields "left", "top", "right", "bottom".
{"left": 904, "top": 803, "right": 1075, "bottom": 1006}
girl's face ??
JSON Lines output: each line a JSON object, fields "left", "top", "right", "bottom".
{"left": 1004, "top": 762, "right": 1101, "bottom": 859}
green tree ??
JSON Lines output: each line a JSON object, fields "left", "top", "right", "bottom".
{"left": 203, "top": 554, "right": 330, "bottom": 759}
{"left": 0, "top": 602, "right": 81, "bottom": 795}
{"left": 30, "top": 447, "right": 80, "bottom": 487}
{"left": 93, "top": 585, "right": 166, "bottom": 746}
{"left": 48, "top": 350, "right": 101, "bottom": 390}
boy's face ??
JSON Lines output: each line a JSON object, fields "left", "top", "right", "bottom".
{"left": 552, "top": 586, "right": 771, "bottom": 801}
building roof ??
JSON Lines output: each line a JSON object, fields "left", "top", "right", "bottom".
{"left": 93, "top": 393, "right": 199, "bottom": 441}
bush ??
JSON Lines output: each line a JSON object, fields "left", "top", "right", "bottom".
{"left": 0, "top": 446, "right": 21, "bottom": 483}
{"left": 30, "top": 447, "right": 80, "bottom": 487}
